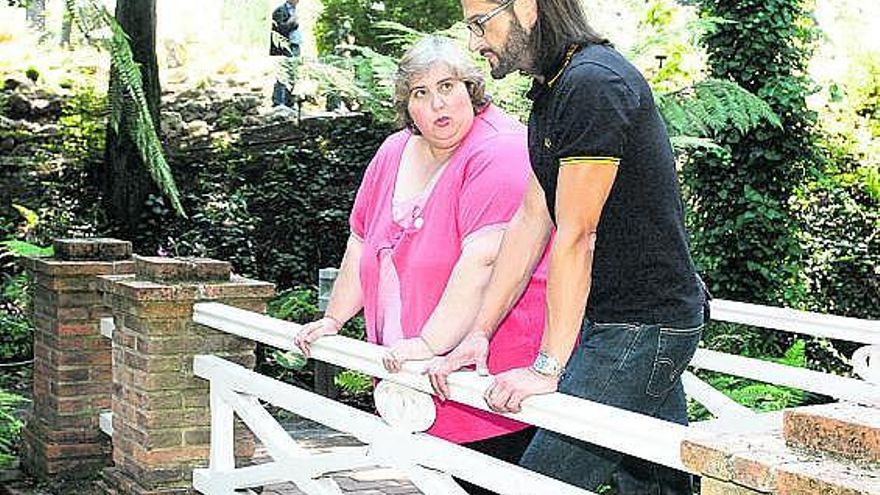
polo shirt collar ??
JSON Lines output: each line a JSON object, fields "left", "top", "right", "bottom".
{"left": 526, "top": 43, "right": 582, "bottom": 100}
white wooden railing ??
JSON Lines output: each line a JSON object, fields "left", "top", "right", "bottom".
{"left": 182, "top": 299, "right": 879, "bottom": 495}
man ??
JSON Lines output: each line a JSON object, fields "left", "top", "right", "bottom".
{"left": 270, "top": 0, "right": 302, "bottom": 107}
{"left": 427, "top": 0, "right": 708, "bottom": 492}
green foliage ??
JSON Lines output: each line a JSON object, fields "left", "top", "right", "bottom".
{"left": 792, "top": 161, "right": 879, "bottom": 319}
{"left": 65, "top": 0, "right": 185, "bottom": 217}
{"left": 0, "top": 240, "right": 53, "bottom": 258}
{"left": 24, "top": 66, "right": 39, "bottom": 83}
{"left": 286, "top": 46, "right": 399, "bottom": 123}
{"left": 334, "top": 370, "right": 371, "bottom": 394}
{"left": 658, "top": 79, "right": 781, "bottom": 140}
{"left": 0, "top": 389, "right": 26, "bottom": 467}
{"left": 58, "top": 84, "right": 107, "bottom": 164}
{"left": 691, "top": 0, "right": 820, "bottom": 305}
{"left": 0, "top": 273, "right": 34, "bottom": 363}
{"left": 314, "top": 0, "right": 461, "bottom": 56}
{"left": 266, "top": 287, "right": 368, "bottom": 394}
{"left": 690, "top": 337, "right": 810, "bottom": 420}
{"left": 268, "top": 287, "right": 321, "bottom": 323}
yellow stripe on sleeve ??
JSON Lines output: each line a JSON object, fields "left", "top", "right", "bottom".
{"left": 559, "top": 156, "right": 621, "bottom": 167}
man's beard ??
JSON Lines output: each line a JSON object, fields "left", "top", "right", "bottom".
{"left": 489, "top": 18, "right": 533, "bottom": 79}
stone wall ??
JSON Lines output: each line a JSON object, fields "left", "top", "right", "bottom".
{"left": 683, "top": 403, "right": 880, "bottom": 494}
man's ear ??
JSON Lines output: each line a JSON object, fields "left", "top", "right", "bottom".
{"left": 513, "top": 0, "right": 538, "bottom": 29}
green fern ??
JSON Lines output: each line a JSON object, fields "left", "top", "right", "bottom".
{"left": 0, "top": 240, "right": 53, "bottom": 258}
{"left": 0, "top": 390, "right": 26, "bottom": 467}
{"left": 314, "top": 23, "right": 780, "bottom": 156}
{"left": 334, "top": 369, "right": 372, "bottom": 394}
{"left": 658, "top": 78, "right": 782, "bottom": 141}
{"left": 64, "top": 0, "right": 186, "bottom": 217}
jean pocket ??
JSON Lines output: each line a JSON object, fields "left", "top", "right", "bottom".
{"left": 645, "top": 324, "right": 703, "bottom": 398}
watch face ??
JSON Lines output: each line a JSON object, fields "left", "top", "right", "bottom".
{"left": 533, "top": 352, "right": 561, "bottom": 377}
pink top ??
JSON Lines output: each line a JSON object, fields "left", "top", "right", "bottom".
{"left": 350, "top": 105, "right": 548, "bottom": 443}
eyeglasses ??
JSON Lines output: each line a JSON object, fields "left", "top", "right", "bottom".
{"left": 465, "top": 0, "right": 516, "bottom": 38}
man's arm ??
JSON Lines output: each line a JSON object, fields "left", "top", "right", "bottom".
{"left": 484, "top": 160, "right": 618, "bottom": 413}
{"left": 473, "top": 169, "right": 553, "bottom": 337}
{"left": 425, "top": 171, "right": 551, "bottom": 398}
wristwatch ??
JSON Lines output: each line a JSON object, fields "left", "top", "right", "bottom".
{"left": 531, "top": 350, "right": 564, "bottom": 379}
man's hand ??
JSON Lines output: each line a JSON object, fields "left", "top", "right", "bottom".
{"left": 424, "top": 332, "right": 489, "bottom": 401}
{"left": 382, "top": 337, "right": 434, "bottom": 373}
{"left": 484, "top": 367, "right": 558, "bottom": 413}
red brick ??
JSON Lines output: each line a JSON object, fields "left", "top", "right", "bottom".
{"left": 53, "top": 238, "right": 132, "bottom": 261}
{"left": 784, "top": 403, "right": 880, "bottom": 464}
{"left": 683, "top": 439, "right": 734, "bottom": 481}
{"left": 56, "top": 306, "right": 90, "bottom": 321}
{"left": 135, "top": 256, "right": 231, "bottom": 284}
{"left": 128, "top": 301, "right": 193, "bottom": 318}
{"left": 133, "top": 336, "right": 190, "bottom": 355}
{"left": 135, "top": 408, "right": 211, "bottom": 430}
{"left": 130, "top": 443, "right": 210, "bottom": 467}
{"left": 56, "top": 291, "right": 104, "bottom": 307}
{"left": 700, "top": 478, "right": 765, "bottom": 495}
{"left": 50, "top": 381, "right": 111, "bottom": 397}
{"left": 29, "top": 259, "right": 134, "bottom": 279}
{"left": 57, "top": 323, "right": 99, "bottom": 337}
{"left": 122, "top": 315, "right": 186, "bottom": 336}
{"left": 54, "top": 349, "right": 111, "bottom": 367}
{"left": 777, "top": 460, "right": 880, "bottom": 495}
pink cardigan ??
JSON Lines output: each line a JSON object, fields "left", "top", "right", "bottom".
{"left": 350, "top": 105, "right": 548, "bottom": 443}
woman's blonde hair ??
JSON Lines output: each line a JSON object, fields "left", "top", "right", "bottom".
{"left": 393, "top": 36, "right": 490, "bottom": 133}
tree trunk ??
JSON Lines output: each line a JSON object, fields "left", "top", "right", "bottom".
{"left": 101, "top": 0, "right": 161, "bottom": 238}
{"left": 60, "top": 7, "right": 72, "bottom": 47}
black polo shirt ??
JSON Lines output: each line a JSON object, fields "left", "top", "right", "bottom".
{"left": 527, "top": 43, "right": 704, "bottom": 324}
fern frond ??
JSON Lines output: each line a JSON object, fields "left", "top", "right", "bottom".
{"left": 669, "top": 136, "right": 724, "bottom": 153}
{"left": 64, "top": 0, "right": 186, "bottom": 217}
{"left": 658, "top": 78, "right": 782, "bottom": 140}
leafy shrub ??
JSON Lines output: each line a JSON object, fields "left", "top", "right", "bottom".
{"left": 693, "top": 0, "right": 820, "bottom": 306}
{"left": 0, "top": 240, "right": 50, "bottom": 363}
{"left": 0, "top": 389, "right": 26, "bottom": 467}
{"left": 689, "top": 338, "right": 811, "bottom": 421}
{"left": 264, "top": 286, "right": 369, "bottom": 395}
{"left": 0, "top": 273, "right": 34, "bottom": 363}
{"left": 793, "top": 162, "right": 879, "bottom": 319}
{"left": 0, "top": 84, "right": 104, "bottom": 245}
{"left": 314, "top": 0, "right": 461, "bottom": 56}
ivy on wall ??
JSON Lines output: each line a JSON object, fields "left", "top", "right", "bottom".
{"left": 689, "top": 0, "right": 820, "bottom": 305}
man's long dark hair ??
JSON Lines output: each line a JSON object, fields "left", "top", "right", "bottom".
{"left": 530, "top": 0, "right": 609, "bottom": 75}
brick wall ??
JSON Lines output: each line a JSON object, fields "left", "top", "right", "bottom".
{"left": 99, "top": 256, "right": 273, "bottom": 495}
{"left": 683, "top": 403, "right": 880, "bottom": 494}
{"left": 20, "top": 238, "right": 134, "bottom": 480}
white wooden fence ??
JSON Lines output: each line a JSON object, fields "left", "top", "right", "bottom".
{"left": 173, "top": 299, "right": 880, "bottom": 495}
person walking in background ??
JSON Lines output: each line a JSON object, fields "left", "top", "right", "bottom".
{"left": 427, "top": 0, "right": 710, "bottom": 493}
{"left": 270, "top": 0, "right": 302, "bottom": 107}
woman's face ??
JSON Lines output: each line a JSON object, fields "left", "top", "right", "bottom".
{"left": 407, "top": 63, "right": 475, "bottom": 152}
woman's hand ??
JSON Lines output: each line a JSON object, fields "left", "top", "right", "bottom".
{"left": 382, "top": 337, "right": 435, "bottom": 373}
{"left": 294, "top": 317, "right": 342, "bottom": 357}
{"left": 424, "top": 332, "right": 490, "bottom": 401}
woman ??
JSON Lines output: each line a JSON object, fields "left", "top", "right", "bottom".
{"left": 294, "top": 36, "right": 547, "bottom": 493}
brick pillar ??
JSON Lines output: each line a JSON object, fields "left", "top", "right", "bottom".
{"left": 100, "top": 256, "right": 274, "bottom": 495}
{"left": 683, "top": 402, "right": 880, "bottom": 494}
{"left": 20, "top": 238, "right": 134, "bottom": 480}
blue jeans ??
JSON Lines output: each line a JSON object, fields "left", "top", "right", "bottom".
{"left": 519, "top": 310, "right": 704, "bottom": 494}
